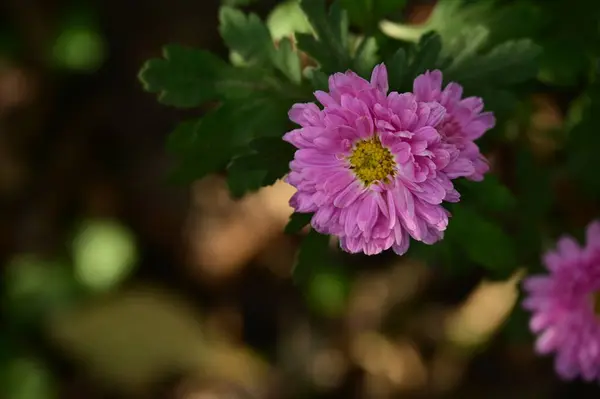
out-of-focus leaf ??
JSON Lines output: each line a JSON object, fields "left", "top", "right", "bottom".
{"left": 425, "top": 0, "right": 544, "bottom": 49}
{"left": 285, "top": 212, "right": 313, "bottom": 234}
{"left": 379, "top": 32, "right": 443, "bottom": 92}
{"left": 226, "top": 138, "right": 295, "bottom": 198}
{"left": 52, "top": 26, "right": 106, "bottom": 72}
{"left": 3, "top": 358, "right": 57, "bottom": 399}
{"left": 444, "top": 39, "right": 541, "bottom": 88}
{"left": 308, "top": 269, "right": 349, "bottom": 317}
{"left": 442, "top": 25, "right": 489, "bottom": 62}
{"left": 538, "top": 36, "right": 590, "bottom": 86}
{"left": 272, "top": 37, "right": 302, "bottom": 84}
{"left": 267, "top": 0, "right": 313, "bottom": 40}
{"left": 304, "top": 67, "right": 329, "bottom": 91}
{"left": 458, "top": 175, "right": 516, "bottom": 213}
{"left": 410, "top": 32, "right": 442, "bottom": 74}
{"left": 294, "top": 229, "right": 333, "bottom": 285}
{"left": 221, "top": 0, "right": 257, "bottom": 6}
{"left": 447, "top": 205, "right": 517, "bottom": 277}
{"left": 3, "top": 255, "right": 82, "bottom": 326}
{"left": 502, "top": 287, "right": 533, "bottom": 343}
{"left": 341, "top": 0, "right": 407, "bottom": 31}
{"left": 296, "top": 0, "right": 351, "bottom": 74}
{"left": 219, "top": 6, "right": 274, "bottom": 65}
{"left": 72, "top": 219, "right": 138, "bottom": 293}
{"left": 567, "top": 84, "right": 600, "bottom": 197}
{"left": 386, "top": 48, "right": 407, "bottom": 91}
{"left": 47, "top": 286, "right": 270, "bottom": 396}
{"left": 353, "top": 36, "right": 379, "bottom": 78}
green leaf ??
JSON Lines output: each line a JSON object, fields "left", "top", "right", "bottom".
{"left": 294, "top": 229, "right": 332, "bottom": 285}
{"left": 169, "top": 94, "right": 293, "bottom": 184}
{"left": 447, "top": 205, "right": 517, "bottom": 277}
{"left": 226, "top": 137, "right": 295, "bottom": 198}
{"left": 304, "top": 67, "right": 329, "bottom": 90}
{"left": 272, "top": 37, "right": 302, "bottom": 84}
{"left": 458, "top": 175, "right": 516, "bottom": 213}
{"left": 425, "top": 0, "right": 544, "bottom": 50}
{"left": 139, "top": 44, "right": 277, "bottom": 108}
{"left": 296, "top": 0, "right": 351, "bottom": 74}
{"left": 341, "top": 0, "right": 407, "bottom": 31}
{"left": 444, "top": 39, "right": 541, "bottom": 88}
{"left": 538, "top": 36, "right": 590, "bottom": 86}
{"left": 307, "top": 269, "right": 349, "bottom": 317}
{"left": 353, "top": 36, "right": 379, "bottom": 78}
{"left": 403, "top": 32, "right": 443, "bottom": 90}
{"left": 442, "top": 24, "right": 489, "bottom": 63}
{"left": 386, "top": 48, "right": 407, "bottom": 91}
{"left": 266, "top": 0, "right": 313, "bottom": 40}
{"left": 285, "top": 212, "right": 313, "bottom": 234}
{"left": 219, "top": 6, "right": 274, "bottom": 65}
{"left": 165, "top": 118, "right": 202, "bottom": 155}
{"left": 227, "top": 159, "right": 267, "bottom": 198}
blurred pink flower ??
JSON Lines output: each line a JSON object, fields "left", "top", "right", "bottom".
{"left": 284, "top": 64, "right": 492, "bottom": 255}
{"left": 523, "top": 220, "right": 600, "bottom": 381}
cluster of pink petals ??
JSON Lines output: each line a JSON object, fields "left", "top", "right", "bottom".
{"left": 523, "top": 220, "right": 600, "bottom": 382}
{"left": 283, "top": 64, "right": 495, "bottom": 255}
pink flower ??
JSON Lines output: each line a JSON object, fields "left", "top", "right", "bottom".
{"left": 283, "top": 64, "right": 484, "bottom": 255}
{"left": 523, "top": 220, "right": 600, "bottom": 381}
{"left": 413, "top": 70, "right": 495, "bottom": 181}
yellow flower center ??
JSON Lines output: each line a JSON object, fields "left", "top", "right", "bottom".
{"left": 348, "top": 137, "right": 396, "bottom": 185}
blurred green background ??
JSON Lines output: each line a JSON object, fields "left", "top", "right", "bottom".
{"left": 1, "top": 0, "right": 600, "bottom": 398}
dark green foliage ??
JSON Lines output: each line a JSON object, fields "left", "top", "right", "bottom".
{"left": 227, "top": 138, "right": 296, "bottom": 198}
{"left": 138, "top": 0, "right": 600, "bottom": 345}
{"left": 285, "top": 212, "right": 313, "bottom": 234}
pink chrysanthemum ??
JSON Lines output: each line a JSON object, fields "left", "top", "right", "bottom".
{"left": 523, "top": 220, "right": 600, "bottom": 381}
{"left": 284, "top": 64, "right": 488, "bottom": 255}
{"left": 413, "top": 70, "right": 495, "bottom": 181}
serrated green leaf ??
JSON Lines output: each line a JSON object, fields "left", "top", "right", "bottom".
{"left": 219, "top": 6, "right": 274, "bottom": 65}
{"left": 139, "top": 45, "right": 228, "bottom": 107}
{"left": 226, "top": 138, "right": 295, "bottom": 198}
{"left": 294, "top": 229, "right": 332, "bottom": 285}
{"left": 296, "top": 0, "right": 351, "bottom": 74}
{"left": 168, "top": 94, "right": 293, "bottom": 184}
{"left": 448, "top": 205, "right": 517, "bottom": 276}
{"left": 139, "top": 44, "right": 278, "bottom": 108}
{"left": 272, "top": 37, "right": 302, "bottom": 84}
{"left": 425, "top": 0, "right": 543, "bottom": 49}
{"left": 285, "top": 212, "right": 313, "bottom": 234}
{"left": 442, "top": 24, "right": 489, "bottom": 62}
{"left": 444, "top": 39, "right": 541, "bottom": 88}
{"left": 408, "top": 32, "right": 443, "bottom": 77}
{"left": 386, "top": 48, "right": 407, "bottom": 91}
